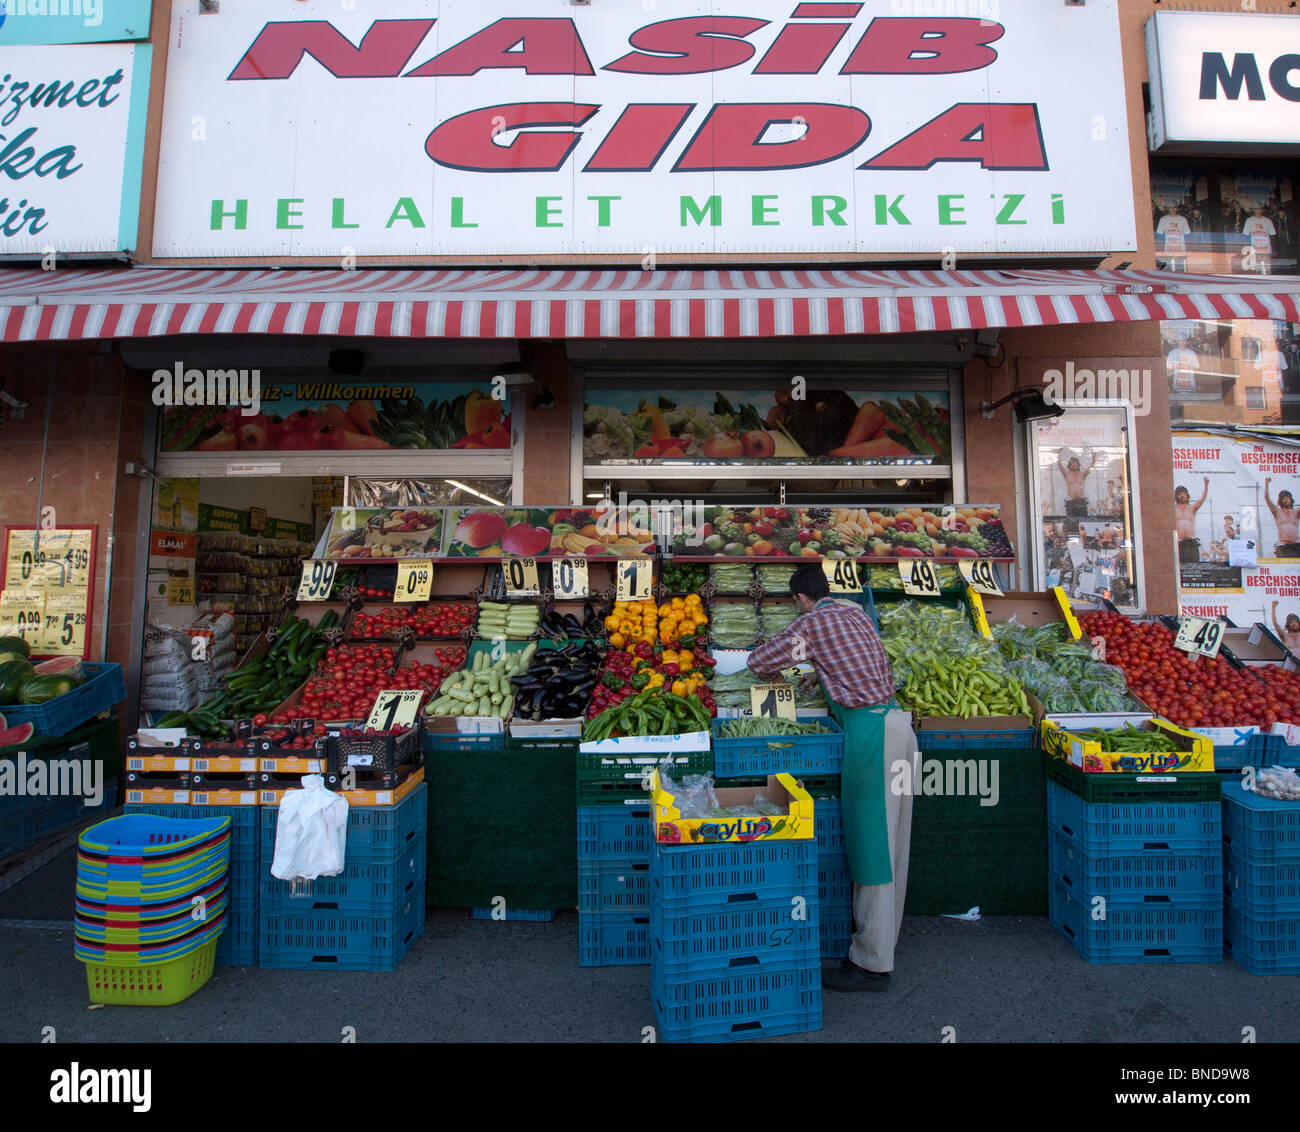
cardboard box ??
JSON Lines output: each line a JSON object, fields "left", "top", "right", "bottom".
{"left": 190, "top": 789, "right": 258, "bottom": 807}
{"left": 1221, "top": 624, "right": 1300, "bottom": 671}
{"left": 968, "top": 587, "right": 1082, "bottom": 641}
{"left": 579, "top": 730, "right": 710, "bottom": 756}
{"left": 1041, "top": 717, "right": 1214, "bottom": 773}
{"left": 425, "top": 714, "right": 505, "bottom": 736}
{"left": 509, "top": 717, "right": 583, "bottom": 739}
{"left": 918, "top": 692, "right": 1045, "bottom": 733}
{"left": 650, "top": 770, "right": 814, "bottom": 844}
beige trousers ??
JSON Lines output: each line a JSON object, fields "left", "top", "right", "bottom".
{"left": 848, "top": 709, "right": 915, "bottom": 973}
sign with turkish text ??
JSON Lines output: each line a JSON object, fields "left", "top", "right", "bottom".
{"left": 153, "top": 0, "right": 1136, "bottom": 259}
{"left": 0, "top": 0, "right": 153, "bottom": 45}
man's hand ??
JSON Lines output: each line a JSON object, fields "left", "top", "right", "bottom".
{"left": 797, "top": 672, "right": 819, "bottom": 695}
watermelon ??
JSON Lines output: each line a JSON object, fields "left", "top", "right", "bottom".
{"left": 0, "top": 636, "right": 30, "bottom": 659}
{"left": 17, "top": 673, "right": 78, "bottom": 705}
{"left": 0, "top": 647, "right": 28, "bottom": 667}
{"left": 0, "top": 659, "right": 35, "bottom": 705}
{"left": 34, "top": 657, "right": 85, "bottom": 686}
{"left": 0, "top": 722, "right": 35, "bottom": 747}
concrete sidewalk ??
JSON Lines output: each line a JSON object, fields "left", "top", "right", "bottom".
{"left": 2, "top": 907, "right": 1296, "bottom": 1043}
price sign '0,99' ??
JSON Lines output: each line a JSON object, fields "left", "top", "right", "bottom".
{"left": 552, "top": 558, "right": 589, "bottom": 599}
{"left": 395, "top": 560, "right": 433, "bottom": 603}
{"left": 297, "top": 560, "right": 337, "bottom": 602}
{"left": 503, "top": 557, "right": 541, "bottom": 596}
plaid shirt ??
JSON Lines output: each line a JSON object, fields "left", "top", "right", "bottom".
{"left": 747, "top": 598, "right": 895, "bottom": 708}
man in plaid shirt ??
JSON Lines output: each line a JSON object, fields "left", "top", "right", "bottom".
{"left": 748, "top": 563, "right": 917, "bottom": 992}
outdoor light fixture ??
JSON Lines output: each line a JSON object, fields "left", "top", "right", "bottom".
{"left": 445, "top": 480, "right": 504, "bottom": 506}
{"left": 533, "top": 387, "right": 556, "bottom": 410}
{"left": 980, "top": 388, "right": 1065, "bottom": 422}
{"left": 491, "top": 364, "right": 537, "bottom": 390}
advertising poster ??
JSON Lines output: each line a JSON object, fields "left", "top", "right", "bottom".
{"left": 1172, "top": 429, "right": 1300, "bottom": 629}
{"left": 160, "top": 381, "right": 508, "bottom": 453}
{"left": 584, "top": 389, "right": 950, "bottom": 465}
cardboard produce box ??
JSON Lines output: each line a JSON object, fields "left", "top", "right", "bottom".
{"left": 917, "top": 692, "right": 1045, "bottom": 733}
{"left": 1220, "top": 624, "right": 1300, "bottom": 671}
{"left": 967, "top": 587, "right": 1081, "bottom": 641}
{"left": 650, "top": 771, "right": 814, "bottom": 844}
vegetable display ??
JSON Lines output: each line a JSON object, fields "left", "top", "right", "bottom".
{"left": 350, "top": 602, "right": 477, "bottom": 639}
{"left": 991, "top": 621, "right": 1137, "bottom": 714}
{"left": 755, "top": 564, "right": 796, "bottom": 593}
{"left": 476, "top": 602, "right": 542, "bottom": 641}
{"left": 425, "top": 646, "right": 534, "bottom": 720}
{"left": 1064, "top": 724, "right": 1184, "bottom": 753}
{"left": 588, "top": 640, "right": 715, "bottom": 718}
{"left": 710, "top": 602, "right": 758, "bottom": 648}
{"left": 582, "top": 687, "right": 713, "bottom": 741}
{"left": 710, "top": 564, "right": 755, "bottom": 592}
{"left": 278, "top": 643, "right": 460, "bottom": 724}
{"left": 537, "top": 605, "right": 606, "bottom": 639}
{"left": 509, "top": 641, "right": 602, "bottom": 721}
{"left": 759, "top": 602, "right": 798, "bottom": 640}
{"left": 661, "top": 563, "right": 709, "bottom": 592}
{"left": 718, "top": 717, "right": 831, "bottom": 737}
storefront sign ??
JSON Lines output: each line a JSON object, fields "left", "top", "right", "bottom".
{"left": 153, "top": 0, "right": 1136, "bottom": 259}
{"left": 1147, "top": 11, "right": 1300, "bottom": 153}
{"left": 0, "top": 0, "right": 153, "bottom": 45}
{"left": 0, "top": 42, "right": 150, "bottom": 256}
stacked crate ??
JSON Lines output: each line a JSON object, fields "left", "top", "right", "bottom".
{"left": 1046, "top": 764, "right": 1223, "bottom": 963}
{"left": 711, "top": 717, "right": 850, "bottom": 958}
{"left": 1222, "top": 780, "right": 1300, "bottom": 975}
{"left": 259, "top": 780, "right": 427, "bottom": 970}
{"left": 576, "top": 748, "right": 710, "bottom": 966}
{"left": 650, "top": 832, "right": 822, "bottom": 1043}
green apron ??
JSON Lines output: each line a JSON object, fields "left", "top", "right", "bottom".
{"left": 829, "top": 699, "right": 895, "bottom": 887}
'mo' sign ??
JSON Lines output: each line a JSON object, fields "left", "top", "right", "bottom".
{"left": 153, "top": 0, "right": 1136, "bottom": 259}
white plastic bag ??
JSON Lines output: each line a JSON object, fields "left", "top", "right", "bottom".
{"left": 270, "top": 775, "right": 349, "bottom": 881}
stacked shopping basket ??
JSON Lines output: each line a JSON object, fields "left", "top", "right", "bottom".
{"left": 648, "top": 772, "right": 822, "bottom": 1043}
{"left": 1046, "top": 762, "right": 1223, "bottom": 963}
{"left": 74, "top": 814, "right": 231, "bottom": 1004}
{"left": 1222, "top": 779, "right": 1300, "bottom": 974}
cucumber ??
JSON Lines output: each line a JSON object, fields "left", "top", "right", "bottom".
{"left": 476, "top": 694, "right": 492, "bottom": 717}
{"left": 446, "top": 687, "right": 477, "bottom": 703}
{"left": 473, "top": 651, "right": 487, "bottom": 673}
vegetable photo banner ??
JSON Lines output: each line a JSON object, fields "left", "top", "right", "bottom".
{"left": 583, "top": 389, "right": 951, "bottom": 466}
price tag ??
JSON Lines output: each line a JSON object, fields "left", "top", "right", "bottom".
{"left": 821, "top": 559, "right": 861, "bottom": 594}
{"left": 503, "top": 556, "right": 541, "bottom": 597}
{"left": 899, "top": 559, "right": 941, "bottom": 596}
{"left": 959, "top": 559, "right": 1004, "bottom": 597}
{"left": 167, "top": 575, "right": 195, "bottom": 605}
{"left": 616, "top": 558, "right": 653, "bottom": 601}
{"left": 552, "top": 557, "right": 589, "bottom": 599}
{"left": 296, "top": 559, "right": 338, "bottom": 602}
{"left": 0, "top": 590, "right": 45, "bottom": 647}
{"left": 41, "top": 591, "right": 87, "bottom": 655}
{"left": 365, "top": 689, "right": 424, "bottom": 732}
{"left": 1174, "top": 616, "right": 1224, "bottom": 659}
{"left": 395, "top": 559, "right": 433, "bottom": 603}
{"left": 750, "top": 683, "right": 797, "bottom": 720}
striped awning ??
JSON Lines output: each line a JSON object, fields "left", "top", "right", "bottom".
{"left": 1, "top": 266, "right": 1298, "bottom": 342}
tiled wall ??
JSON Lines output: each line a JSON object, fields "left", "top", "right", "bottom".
{"left": 0, "top": 343, "right": 152, "bottom": 668}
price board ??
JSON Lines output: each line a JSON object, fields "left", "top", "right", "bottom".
{"left": 1, "top": 590, "right": 45, "bottom": 648}
{"left": 750, "top": 683, "right": 797, "bottom": 720}
{"left": 503, "top": 556, "right": 541, "bottom": 597}
{"left": 1, "top": 526, "right": 96, "bottom": 658}
{"left": 167, "top": 575, "right": 196, "bottom": 606}
{"left": 552, "top": 557, "right": 589, "bottom": 599}
{"left": 365, "top": 689, "right": 424, "bottom": 733}
{"left": 899, "top": 559, "right": 941, "bottom": 597}
{"left": 1174, "top": 616, "right": 1224, "bottom": 659}
{"left": 41, "top": 591, "right": 88, "bottom": 655}
{"left": 616, "top": 558, "right": 653, "bottom": 601}
{"left": 959, "top": 559, "right": 1004, "bottom": 597}
{"left": 395, "top": 559, "right": 433, "bottom": 603}
{"left": 296, "top": 559, "right": 338, "bottom": 602}
{"left": 822, "top": 559, "right": 861, "bottom": 594}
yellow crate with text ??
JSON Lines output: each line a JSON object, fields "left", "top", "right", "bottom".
{"left": 966, "top": 587, "right": 1081, "bottom": 642}
{"left": 649, "top": 770, "right": 814, "bottom": 844}
{"left": 1040, "top": 718, "right": 1214, "bottom": 774}
{"left": 258, "top": 766, "right": 424, "bottom": 809}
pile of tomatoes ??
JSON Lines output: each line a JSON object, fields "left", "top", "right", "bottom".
{"left": 349, "top": 603, "right": 477, "bottom": 639}
{"left": 256, "top": 721, "right": 325, "bottom": 749}
{"left": 267, "top": 644, "right": 466, "bottom": 723}
{"left": 1079, "top": 611, "right": 1300, "bottom": 729}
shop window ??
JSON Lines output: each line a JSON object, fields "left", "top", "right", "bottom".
{"left": 1243, "top": 387, "right": 1267, "bottom": 411}
{"left": 1150, "top": 162, "right": 1297, "bottom": 276}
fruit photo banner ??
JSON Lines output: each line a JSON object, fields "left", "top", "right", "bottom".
{"left": 583, "top": 389, "right": 950, "bottom": 465}
{"left": 0, "top": 527, "right": 97, "bottom": 659}
{"left": 161, "top": 381, "right": 509, "bottom": 453}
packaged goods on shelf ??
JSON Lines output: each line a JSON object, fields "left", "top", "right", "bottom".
{"left": 710, "top": 564, "right": 755, "bottom": 593}
{"left": 710, "top": 601, "right": 758, "bottom": 648}
{"left": 756, "top": 564, "right": 797, "bottom": 593}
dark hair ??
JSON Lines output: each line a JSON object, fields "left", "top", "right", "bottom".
{"left": 1287, "top": 614, "right": 1300, "bottom": 632}
{"left": 1281, "top": 491, "right": 1295, "bottom": 507}
{"left": 1175, "top": 485, "right": 1189, "bottom": 500}
{"left": 790, "top": 563, "right": 830, "bottom": 602}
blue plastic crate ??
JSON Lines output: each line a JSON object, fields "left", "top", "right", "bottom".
{"left": 423, "top": 732, "right": 506, "bottom": 753}
{"left": 1049, "top": 831, "right": 1223, "bottom": 901}
{"left": 650, "top": 896, "right": 820, "bottom": 980}
{"left": 650, "top": 838, "right": 818, "bottom": 912}
{"left": 576, "top": 803, "right": 652, "bottom": 860}
{"left": 917, "top": 727, "right": 1036, "bottom": 751}
{"left": 1223, "top": 898, "right": 1300, "bottom": 975}
{"left": 261, "top": 782, "right": 427, "bottom": 863}
{"left": 820, "top": 913, "right": 852, "bottom": 959}
{"left": 815, "top": 799, "right": 844, "bottom": 859}
{"left": 215, "top": 907, "right": 258, "bottom": 967}
{"left": 258, "top": 898, "right": 424, "bottom": 970}
{"left": 651, "top": 961, "right": 822, "bottom": 1043}
{"left": 0, "top": 663, "right": 125, "bottom": 738}
{"left": 578, "top": 858, "right": 650, "bottom": 914}
{"left": 1223, "top": 852, "right": 1300, "bottom": 916}
{"left": 262, "top": 840, "right": 425, "bottom": 915}
{"left": 578, "top": 911, "right": 650, "bottom": 966}
{"left": 1048, "top": 879, "right": 1222, "bottom": 963}
{"left": 1048, "top": 782, "right": 1221, "bottom": 855}
{"left": 819, "top": 853, "right": 852, "bottom": 912}
{"left": 711, "top": 716, "right": 845, "bottom": 778}
{"left": 471, "top": 905, "right": 554, "bottom": 922}
{"left": 1221, "top": 780, "right": 1300, "bottom": 865}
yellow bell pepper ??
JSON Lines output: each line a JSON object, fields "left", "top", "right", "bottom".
{"left": 609, "top": 632, "right": 626, "bottom": 648}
